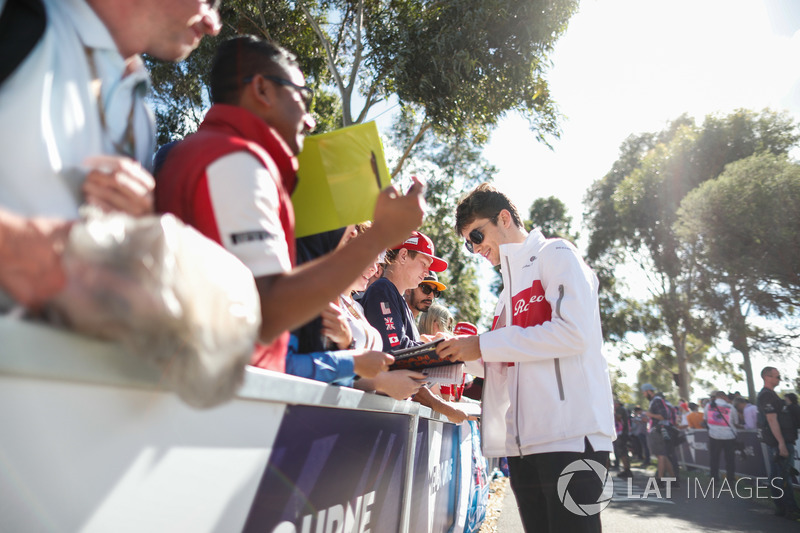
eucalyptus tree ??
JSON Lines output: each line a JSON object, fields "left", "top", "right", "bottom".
{"left": 584, "top": 109, "right": 799, "bottom": 399}
{"left": 675, "top": 152, "right": 800, "bottom": 399}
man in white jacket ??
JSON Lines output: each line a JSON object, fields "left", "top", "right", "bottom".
{"left": 438, "top": 183, "right": 615, "bottom": 533}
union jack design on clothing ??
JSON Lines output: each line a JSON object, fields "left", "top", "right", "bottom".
{"left": 384, "top": 317, "right": 396, "bottom": 330}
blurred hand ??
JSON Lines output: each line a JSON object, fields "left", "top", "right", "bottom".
{"left": 372, "top": 370, "right": 426, "bottom": 400}
{"left": 320, "top": 301, "right": 353, "bottom": 349}
{"left": 370, "top": 176, "right": 425, "bottom": 247}
{"left": 352, "top": 350, "right": 394, "bottom": 378}
{"left": 444, "top": 407, "right": 475, "bottom": 425}
{"left": 0, "top": 215, "right": 71, "bottom": 309}
{"left": 421, "top": 331, "right": 450, "bottom": 343}
{"left": 437, "top": 335, "right": 482, "bottom": 362}
{"left": 82, "top": 155, "right": 154, "bottom": 216}
{"left": 779, "top": 442, "right": 789, "bottom": 458}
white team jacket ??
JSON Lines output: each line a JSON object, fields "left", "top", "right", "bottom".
{"left": 473, "top": 229, "right": 615, "bottom": 457}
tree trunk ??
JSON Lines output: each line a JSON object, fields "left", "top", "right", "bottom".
{"left": 676, "top": 344, "right": 690, "bottom": 400}
{"left": 729, "top": 283, "right": 756, "bottom": 401}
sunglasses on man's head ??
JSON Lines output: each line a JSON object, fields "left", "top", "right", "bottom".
{"left": 418, "top": 284, "right": 441, "bottom": 298}
{"left": 464, "top": 218, "right": 496, "bottom": 254}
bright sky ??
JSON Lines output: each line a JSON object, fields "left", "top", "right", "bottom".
{"left": 479, "top": 0, "right": 800, "bottom": 395}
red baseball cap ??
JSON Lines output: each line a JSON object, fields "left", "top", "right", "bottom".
{"left": 454, "top": 322, "right": 478, "bottom": 336}
{"left": 393, "top": 231, "right": 448, "bottom": 272}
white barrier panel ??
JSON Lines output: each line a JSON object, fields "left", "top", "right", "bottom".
{"left": 0, "top": 317, "right": 487, "bottom": 533}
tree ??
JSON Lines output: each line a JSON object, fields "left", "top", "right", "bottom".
{"left": 526, "top": 196, "right": 578, "bottom": 242}
{"left": 147, "top": 0, "right": 579, "bottom": 165}
{"left": 675, "top": 152, "right": 800, "bottom": 399}
{"left": 584, "top": 109, "right": 799, "bottom": 399}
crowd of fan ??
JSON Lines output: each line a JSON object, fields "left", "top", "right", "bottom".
{"left": 610, "top": 370, "right": 800, "bottom": 521}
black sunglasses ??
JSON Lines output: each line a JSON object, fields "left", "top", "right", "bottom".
{"left": 419, "top": 284, "right": 441, "bottom": 298}
{"left": 464, "top": 218, "right": 496, "bottom": 254}
{"left": 243, "top": 74, "right": 314, "bottom": 111}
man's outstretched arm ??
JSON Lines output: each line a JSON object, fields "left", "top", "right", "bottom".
{"left": 256, "top": 180, "right": 426, "bottom": 343}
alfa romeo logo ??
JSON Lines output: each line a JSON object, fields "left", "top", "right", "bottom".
{"left": 557, "top": 459, "right": 614, "bottom": 516}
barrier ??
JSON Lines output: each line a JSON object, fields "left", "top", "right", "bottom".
{"left": 0, "top": 317, "right": 487, "bottom": 533}
{"left": 676, "top": 428, "right": 800, "bottom": 487}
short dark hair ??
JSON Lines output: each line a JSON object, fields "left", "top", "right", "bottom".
{"left": 210, "top": 36, "right": 299, "bottom": 105}
{"left": 761, "top": 366, "right": 778, "bottom": 379}
{"left": 455, "top": 182, "right": 523, "bottom": 235}
{"left": 786, "top": 393, "right": 798, "bottom": 405}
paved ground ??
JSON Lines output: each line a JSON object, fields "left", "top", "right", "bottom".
{"left": 494, "top": 464, "right": 800, "bottom": 532}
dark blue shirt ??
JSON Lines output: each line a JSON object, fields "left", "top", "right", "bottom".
{"left": 362, "top": 277, "right": 422, "bottom": 351}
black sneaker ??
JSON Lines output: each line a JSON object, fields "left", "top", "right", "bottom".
{"left": 617, "top": 469, "right": 633, "bottom": 478}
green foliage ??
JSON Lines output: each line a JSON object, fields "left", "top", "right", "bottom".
{"left": 369, "top": 0, "right": 578, "bottom": 143}
{"left": 676, "top": 151, "right": 800, "bottom": 308}
{"left": 147, "top": 0, "right": 579, "bottom": 150}
{"left": 526, "top": 196, "right": 579, "bottom": 242}
{"left": 609, "top": 366, "right": 635, "bottom": 405}
{"left": 146, "top": 0, "right": 332, "bottom": 146}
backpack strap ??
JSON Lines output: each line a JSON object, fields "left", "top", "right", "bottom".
{"left": 0, "top": 0, "right": 47, "bottom": 86}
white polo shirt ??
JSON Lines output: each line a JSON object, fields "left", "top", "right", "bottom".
{"left": 0, "top": 0, "right": 154, "bottom": 219}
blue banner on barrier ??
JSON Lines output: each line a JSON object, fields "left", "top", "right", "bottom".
{"left": 243, "top": 405, "right": 409, "bottom": 533}
{"left": 408, "top": 418, "right": 458, "bottom": 533}
{"left": 464, "top": 421, "right": 489, "bottom": 533}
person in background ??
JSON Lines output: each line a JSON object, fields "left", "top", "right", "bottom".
{"left": 327, "top": 222, "right": 426, "bottom": 400}
{"left": 0, "top": 0, "right": 221, "bottom": 311}
{"left": 285, "top": 227, "right": 393, "bottom": 384}
{"left": 418, "top": 303, "right": 455, "bottom": 339}
{"left": 734, "top": 397, "right": 759, "bottom": 430}
{"left": 642, "top": 383, "right": 678, "bottom": 487}
{"left": 438, "top": 183, "right": 615, "bottom": 533}
{"left": 705, "top": 391, "right": 738, "bottom": 487}
{"left": 362, "top": 231, "right": 447, "bottom": 350}
{"left": 404, "top": 271, "right": 446, "bottom": 320}
{"left": 785, "top": 393, "right": 800, "bottom": 430}
{"left": 686, "top": 402, "right": 704, "bottom": 429}
{"left": 156, "top": 36, "right": 424, "bottom": 372}
{"left": 613, "top": 399, "right": 633, "bottom": 478}
{"left": 629, "top": 407, "right": 650, "bottom": 465}
{"left": 362, "top": 232, "right": 473, "bottom": 423}
{"left": 757, "top": 366, "right": 800, "bottom": 520}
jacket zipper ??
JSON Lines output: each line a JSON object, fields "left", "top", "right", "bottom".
{"left": 503, "top": 253, "right": 524, "bottom": 457}
{"left": 554, "top": 284, "right": 566, "bottom": 401}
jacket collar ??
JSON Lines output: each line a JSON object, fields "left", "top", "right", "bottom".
{"left": 200, "top": 104, "right": 299, "bottom": 193}
{"left": 498, "top": 228, "right": 546, "bottom": 263}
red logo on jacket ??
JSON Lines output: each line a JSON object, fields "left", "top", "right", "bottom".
{"left": 510, "top": 280, "right": 551, "bottom": 327}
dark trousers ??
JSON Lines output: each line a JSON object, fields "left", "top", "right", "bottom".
{"left": 767, "top": 442, "right": 800, "bottom": 512}
{"left": 507, "top": 441, "right": 609, "bottom": 533}
{"left": 708, "top": 437, "right": 736, "bottom": 485}
{"left": 634, "top": 433, "right": 650, "bottom": 462}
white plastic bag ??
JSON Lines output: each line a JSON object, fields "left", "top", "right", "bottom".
{"left": 48, "top": 213, "right": 261, "bottom": 408}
